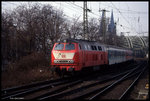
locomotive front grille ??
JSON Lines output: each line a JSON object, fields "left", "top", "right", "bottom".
{"left": 54, "top": 60, "right": 74, "bottom": 64}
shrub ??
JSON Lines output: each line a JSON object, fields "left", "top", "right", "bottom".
{"left": 8, "top": 52, "right": 50, "bottom": 71}
{"left": 1, "top": 52, "right": 55, "bottom": 89}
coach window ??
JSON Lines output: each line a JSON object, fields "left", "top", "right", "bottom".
{"left": 94, "top": 46, "right": 97, "bottom": 50}
{"left": 65, "top": 44, "right": 75, "bottom": 50}
{"left": 84, "top": 44, "right": 87, "bottom": 50}
{"left": 98, "top": 46, "right": 102, "bottom": 51}
{"left": 88, "top": 45, "right": 91, "bottom": 50}
{"left": 91, "top": 45, "right": 94, "bottom": 50}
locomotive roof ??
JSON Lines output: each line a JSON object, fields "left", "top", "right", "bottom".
{"left": 58, "top": 38, "right": 132, "bottom": 51}
{"left": 58, "top": 38, "right": 104, "bottom": 45}
{"left": 58, "top": 38, "right": 96, "bottom": 43}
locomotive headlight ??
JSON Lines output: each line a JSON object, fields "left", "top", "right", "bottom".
{"left": 68, "top": 60, "right": 74, "bottom": 63}
{"left": 54, "top": 60, "right": 74, "bottom": 63}
{"left": 54, "top": 60, "right": 58, "bottom": 63}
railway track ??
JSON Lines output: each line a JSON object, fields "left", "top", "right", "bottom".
{"left": 1, "top": 61, "right": 146, "bottom": 100}
{"left": 89, "top": 62, "right": 147, "bottom": 100}
{"left": 1, "top": 66, "right": 108, "bottom": 100}
{"left": 37, "top": 61, "right": 146, "bottom": 100}
{"left": 2, "top": 76, "right": 70, "bottom": 94}
{"left": 1, "top": 76, "right": 74, "bottom": 99}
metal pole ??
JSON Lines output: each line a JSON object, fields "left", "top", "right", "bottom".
{"left": 83, "top": 1, "right": 89, "bottom": 40}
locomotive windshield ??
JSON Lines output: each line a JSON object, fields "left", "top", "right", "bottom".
{"left": 54, "top": 43, "right": 75, "bottom": 50}
{"left": 54, "top": 44, "right": 64, "bottom": 50}
{"left": 65, "top": 44, "right": 75, "bottom": 50}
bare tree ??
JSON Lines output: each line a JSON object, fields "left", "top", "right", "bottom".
{"left": 88, "top": 18, "right": 99, "bottom": 41}
{"left": 1, "top": 3, "right": 67, "bottom": 69}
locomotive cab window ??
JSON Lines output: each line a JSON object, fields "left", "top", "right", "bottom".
{"left": 65, "top": 43, "right": 75, "bottom": 50}
{"left": 54, "top": 44, "right": 64, "bottom": 50}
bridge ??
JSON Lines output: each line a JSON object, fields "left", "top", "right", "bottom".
{"left": 118, "top": 36, "right": 148, "bottom": 58}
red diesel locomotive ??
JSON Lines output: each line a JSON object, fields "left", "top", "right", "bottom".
{"left": 51, "top": 39, "right": 133, "bottom": 74}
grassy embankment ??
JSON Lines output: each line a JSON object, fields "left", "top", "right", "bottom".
{"left": 2, "top": 52, "right": 59, "bottom": 89}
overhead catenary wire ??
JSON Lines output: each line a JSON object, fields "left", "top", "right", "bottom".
{"left": 2, "top": 2, "right": 148, "bottom": 36}
{"left": 96, "top": 2, "right": 147, "bottom": 14}
{"left": 110, "top": 2, "right": 139, "bottom": 34}
{"left": 57, "top": 2, "right": 146, "bottom": 35}
{"left": 68, "top": 2, "right": 100, "bottom": 17}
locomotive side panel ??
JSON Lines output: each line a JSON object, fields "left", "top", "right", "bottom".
{"left": 51, "top": 39, "right": 133, "bottom": 74}
{"left": 80, "top": 42, "right": 108, "bottom": 69}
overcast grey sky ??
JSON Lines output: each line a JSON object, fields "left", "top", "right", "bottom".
{"left": 2, "top": 1, "right": 149, "bottom": 36}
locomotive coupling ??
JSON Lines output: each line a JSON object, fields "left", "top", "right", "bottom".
{"left": 68, "top": 67, "right": 74, "bottom": 72}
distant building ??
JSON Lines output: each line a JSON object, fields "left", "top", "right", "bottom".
{"left": 99, "top": 9, "right": 106, "bottom": 36}
{"left": 98, "top": 9, "right": 117, "bottom": 45}
{"left": 107, "top": 10, "right": 116, "bottom": 35}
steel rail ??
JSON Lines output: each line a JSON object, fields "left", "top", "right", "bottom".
{"left": 1, "top": 76, "right": 72, "bottom": 95}
{"left": 119, "top": 64, "right": 147, "bottom": 100}
{"left": 1, "top": 62, "right": 140, "bottom": 100}
{"left": 89, "top": 62, "right": 145, "bottom": 100}
{"left": 37, "top": 63, "right": 139, "bottom": 100}
{"left": 2, "top": 71, "right": 89, "bottom": 99}
{"left": 1, "top": 78, "right": 74, "bottom": 100}
{"left": 38, "top": 80, "right": 83, "bottom": 100}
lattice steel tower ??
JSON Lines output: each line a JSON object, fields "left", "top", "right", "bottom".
{"left": 83, "top": 1, "right": 91, "bottom": 40}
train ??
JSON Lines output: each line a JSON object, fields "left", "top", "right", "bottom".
{"left": 51, "top": 39, "right": 133, "bottom": 75}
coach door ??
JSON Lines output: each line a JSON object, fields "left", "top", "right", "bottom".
{"left": 79, "top": 44, "right": 85, "bottom": 67}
